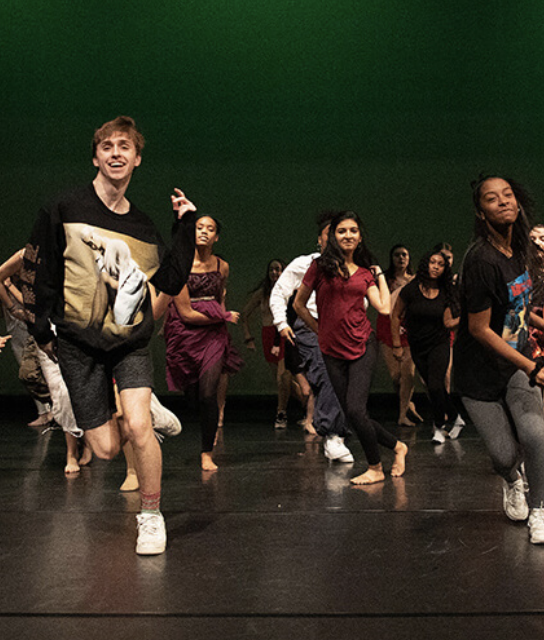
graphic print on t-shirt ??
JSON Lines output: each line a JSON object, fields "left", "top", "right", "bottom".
{"left": 502, "top": 270, "right": 532, "bottom": 351}
{"left": 63, "top": 223, "right": 160, "bottom": 338}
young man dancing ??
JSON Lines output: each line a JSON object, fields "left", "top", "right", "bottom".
{"left": 23, "top": 116, "right": 196, "bottom": 555}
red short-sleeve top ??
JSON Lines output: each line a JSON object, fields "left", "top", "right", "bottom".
{"left": 302, "top": 259, "right": 375, "bottom": 360}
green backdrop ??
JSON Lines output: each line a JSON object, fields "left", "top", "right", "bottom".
{"left": 2, "top": 1, "right": 544, "bottom": 395}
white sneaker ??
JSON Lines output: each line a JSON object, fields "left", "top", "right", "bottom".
{"left": 448, "top": 416, "right": 465, "bottom": 440}
{"left": 528, "top": 508, "right": 544, "bottom": 544}
{"left": 324, "top": 435, "right": 354, "bottom": 463}
{"left": 431, "top": 425, "right": 447, "bottom": 444}
{"left": 502, "top": 478, "right": 529, "bottom": 521}
{"left": 151, "top": 393, "right": 182, "bottom": 439}
{"left": 136, "top": 512, "right": 167, "bottom": 555}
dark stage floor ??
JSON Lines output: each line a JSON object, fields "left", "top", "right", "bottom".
{"left": 1, "top": 395, "right": 544, "bottom": 640}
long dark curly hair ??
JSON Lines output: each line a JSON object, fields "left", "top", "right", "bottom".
{"left": 471, "top": 173, "right": 534, "bottom": 263}
{"left": 317, "top": 211, "right": 376, "bottom": 279}
{"left": 415, "top": 250, "right": 456, "bottom": 307}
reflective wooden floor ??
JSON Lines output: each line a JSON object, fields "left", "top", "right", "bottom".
{"left": 1, "top": 395, "right": 544, "bottom": 640}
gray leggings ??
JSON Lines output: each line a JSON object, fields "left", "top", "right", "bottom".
{"left": 462, "top": 370, "right": 544, "bottom": 508}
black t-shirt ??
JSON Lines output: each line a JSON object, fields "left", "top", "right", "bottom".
{"left": 453, "top": 240, "right": 532, "bottom": 401}
{"left": 399, "top": 279, "right": 450, "bottom": 354}
{"left": 23, "top": 184, "right": 196, "bottom": 352}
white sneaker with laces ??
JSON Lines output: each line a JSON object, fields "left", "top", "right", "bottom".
{"left": 151, "top": 393, "right": 182, "bottom": 439}
{"left": 528, "top": 508, "right": 544, "bottom": 544}
{"left": 431, "top": 425, "right": 447, "bottom": 444}
{"left": 136, "top": 512, "right": 167, "bottom": 555}
{"left": 324, "top": 435, "right": 354, "bottom": 463}
{"left": 502, "top": 478, "right": 529, "bottom": 521}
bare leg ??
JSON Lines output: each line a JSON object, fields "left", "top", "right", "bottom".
{"left": 120, "top": 442, "right": 140, "bottom": 492}
{"left": 399, "top": 347, "right": 419, "bottom": 426}
{"left": 118, "top": 387, "right": 161, "bottom": 495}
{"left": 274, "top": 360, "right": 291, "bottom": 414}
{"left": 64, "top": 433, "right": 81, "bottom": 474}
{"left": 295, "top": 372, "right": 317, "bottom": 435}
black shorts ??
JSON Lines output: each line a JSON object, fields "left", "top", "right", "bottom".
{"left": 57, "top": 337, "right": 154, "bottom": 430}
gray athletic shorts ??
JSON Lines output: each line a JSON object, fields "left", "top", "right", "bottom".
{"left": 57, "top": 336, "right": 154, "bottom": 431}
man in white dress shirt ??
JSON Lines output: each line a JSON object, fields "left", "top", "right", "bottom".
{"left": 269, "top": 212, "right": 353, "bottom": 462}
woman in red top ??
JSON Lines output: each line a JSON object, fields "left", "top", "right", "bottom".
{"left": 294, "top": 211, "right": 408, "bottom": 485}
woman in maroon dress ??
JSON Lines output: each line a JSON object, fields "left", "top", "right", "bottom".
{"left": 163, "top": 215, "right": 242, "bottom": 471}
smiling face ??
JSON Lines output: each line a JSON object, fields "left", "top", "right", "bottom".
{"left": 195, "top": 216, "right": 219, "bottom": 247}
{"left": 477, "top": 178, "right": 519, "bottom": 230}
{"left": 335, "top": 218, "right": 361, "bottom": 254}
{"left": 92, "top": 131, "right": 141, "bottom": 183}
{"left": 428, "top": 253, "right": 445, "bottom": 280}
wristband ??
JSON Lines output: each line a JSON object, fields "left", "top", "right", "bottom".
{"left": 529, "top": 358, "right": 544, "bottom": 387}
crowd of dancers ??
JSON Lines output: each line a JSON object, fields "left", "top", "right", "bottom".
{"left": 2, "top": 115, "right": 544, "bottom": 553}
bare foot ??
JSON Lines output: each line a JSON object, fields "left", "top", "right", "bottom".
{"left": 391, "top": 441, "right": 408, "bottom": 477}
{"left": 398, "top": 417, "right": 416, "bottom": 427}
{"left": 64, "top": 456, "right": 80, "bottom": 474}
{"left": 408, "top": 402, "right": 423, "bottom": 423}
{"left": 28, "top": 412, "right": 52, "bottom": 428}
{"left": 201, "top": 452, "right": 218, "bottom": 471}
{"left": 302, "top": 420, "right": 318, "bottom": 436}
{"left": 120, "top": 472, "right": 139, "bottom": 492}
{"left": 78, "top": 445, "right": 93, "bottom": 467}
{"left": 350, "top": 466, "right": 385, "bottom": 485}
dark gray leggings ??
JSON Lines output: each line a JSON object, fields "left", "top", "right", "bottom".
{"left": 323, "top": 335, "right": 398, "bottom": 466}
{"left": 462, "top": 370, "right": 544, "bottom": 508}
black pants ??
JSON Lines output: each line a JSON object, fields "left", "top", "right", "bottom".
{"left": 411, "top": 341, "right": 458, "bottom": 427}
{"left": 323, "top": 335, "right": 397, "bottom": 466}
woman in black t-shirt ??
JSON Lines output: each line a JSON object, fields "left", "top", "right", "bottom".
{"left": 391, "top": 250, "right": 464, "bottom": 444}
{"left": 454, "top": 174, "right": 544, "bottom": 545}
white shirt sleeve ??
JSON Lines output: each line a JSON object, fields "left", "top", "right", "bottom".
{"left": 269, "top": 253, "right": 319, "bottom": 332}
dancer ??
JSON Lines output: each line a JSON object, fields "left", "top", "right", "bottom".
{"left": 294, "top": 211, "right": 408, "bottom": 485}
{"left": 242, "top": 259, "right": 312, "bottom": 430}
{"left": 392, "top": 249, "right": 465, "bottom": 443}
{"left": 163, "top": 214, "right": 243, "bottom": 471}
{"left": 23, "top": 116, "right": 197, "bottom": 555}
{"left": 431, "top": 241, "right": 458, "bottom": 393}
{"left": 454, "top": 174, "right": 544, "bottom": 544}
{"left": 270, "top": 212, "right": 353, "bottom": 462}
{"left": 529, "top": 224, "right": 544, "bottom": 358}
{"left": 0, "top": 250, "right": 52, "bottom": 427}
{"left": 375, "top": 244, "right": 422, "bottom": 426}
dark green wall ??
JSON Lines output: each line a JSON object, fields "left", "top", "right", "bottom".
{"left": 2, "top": 1, "right": 544, "bottom": 394}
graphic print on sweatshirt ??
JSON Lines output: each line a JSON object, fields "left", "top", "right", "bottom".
{"left": 63, "top": 223, "right": 160, "bottom": 339}
{"left": 502, "top": 270, "right": 532, "bottom": 351}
